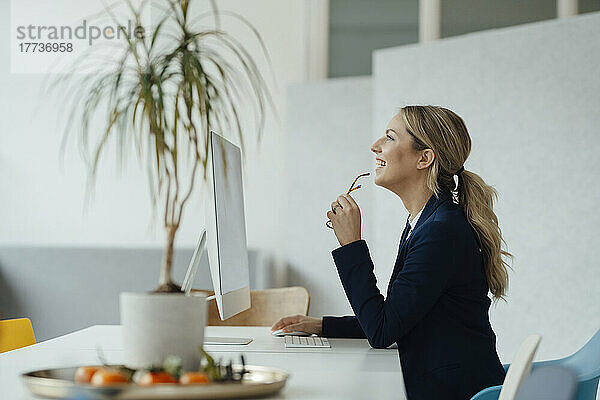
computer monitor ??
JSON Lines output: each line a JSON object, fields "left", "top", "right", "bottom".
{"left": 204, "top": 130, "right": 251, "bottom": 320}
{"left": 181, "top": 131, "right": 252, "bottom": 344}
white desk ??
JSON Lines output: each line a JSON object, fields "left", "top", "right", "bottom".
{"left": 0, "top": 325, "right": 405, "bottom": 400}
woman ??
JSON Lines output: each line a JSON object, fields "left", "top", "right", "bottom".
{"left": 272, "top": 105, "right": 511, "bottom": 399}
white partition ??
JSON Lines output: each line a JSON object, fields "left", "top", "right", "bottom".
{"left": 285, "top": 77, "right": 373, "bottom": 317}
{"left": 372, "top": 12, "right": 600, "bottom": 362}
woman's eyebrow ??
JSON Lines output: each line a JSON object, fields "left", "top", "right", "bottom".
{"left": 386, "top": 128, "right": 399, "bottom": 136}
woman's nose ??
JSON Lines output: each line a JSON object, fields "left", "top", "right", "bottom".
{"left": 371, "top": 138, "right": 382, "bottom": 153}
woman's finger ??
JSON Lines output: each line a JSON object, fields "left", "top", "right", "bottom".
{"left": 271, "top": 315, "right": 298, "bottom": 331}
{"left": 344, "top": 193, "right": 359, "bottom": 209}
{"left": 282, "top": 323, "right": 306, "bottom": 333}
{"left": 271, "top": 318, "right": 286, "bottom": 331}
{"left": 337, "top": 195, "right": 352, "bottom": 210}
{"left": 331, "top": 201, "right": 342, "bottom": 212}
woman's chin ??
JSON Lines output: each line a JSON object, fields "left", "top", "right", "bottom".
{"left": 373, "top": 171, "right": 384, "bottom": 187}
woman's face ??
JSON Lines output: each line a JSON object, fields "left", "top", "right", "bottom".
{"left": 371, "top": 113, "right": 423, "bottom": 192}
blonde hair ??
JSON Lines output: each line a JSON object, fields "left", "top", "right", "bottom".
{"left": 401, "top": 105, "right": 511, "bottom": 300}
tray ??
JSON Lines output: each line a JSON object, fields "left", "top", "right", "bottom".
{"left": 21, "top": 365, "right": 289, "bottom": 399}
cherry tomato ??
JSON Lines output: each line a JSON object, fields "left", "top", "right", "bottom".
{"left": 74, "top": 366, "right": 101, "bottom": 383}
{"left": 138, "top": 371, "right": 177, "bottom": 386}
{"left": 90, "top": 369, "right": 130, "bottom": 386}
{"left": 179, "top": 372, "right": 210, "bottom": 385}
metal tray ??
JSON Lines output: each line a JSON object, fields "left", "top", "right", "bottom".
{"left": 21, "top": 365, "right": 289, "bottom": 399}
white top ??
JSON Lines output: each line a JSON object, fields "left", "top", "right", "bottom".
{"left": 406, "top": 204, "right": 425, "bottom": 240}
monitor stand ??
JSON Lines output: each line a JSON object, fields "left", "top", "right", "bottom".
{"left": 183, "top": 229, "right": 253, "bottom": 346}
{"left": 204, "top": 337, "right": 253, "bottom": 345}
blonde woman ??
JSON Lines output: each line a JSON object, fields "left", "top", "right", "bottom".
{"left": 272, "top": 105, "right": 510, "bottom": 399}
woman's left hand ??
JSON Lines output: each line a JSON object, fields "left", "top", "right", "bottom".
{"left": 327, "top": 194, "right": 362, "bottom": 246}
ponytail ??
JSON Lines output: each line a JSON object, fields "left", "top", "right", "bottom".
{"left": 457, "top": 170, "right": 511, "bottom": 300}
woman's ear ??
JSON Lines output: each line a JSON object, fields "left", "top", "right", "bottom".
{"left": 417, "top": 149, "right": 435, "bottom": 170}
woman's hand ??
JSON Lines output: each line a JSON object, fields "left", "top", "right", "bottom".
{"left": 327, "top": 194, "right": 362, "bottom": 246}
{"left": 271, "top": 315, "right": 323, "bottom": 335}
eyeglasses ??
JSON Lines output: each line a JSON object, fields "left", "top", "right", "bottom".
{"left": 326, "top": 172, "right": 370, "bottom": 229}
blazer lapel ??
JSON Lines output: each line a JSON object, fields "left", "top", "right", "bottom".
{"left": 386, "top": 189, "right": 453, "bottom": 296}
{"left": 410, "top": 189, "right": 452, "bottom": 235}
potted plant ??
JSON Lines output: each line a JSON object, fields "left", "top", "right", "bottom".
{"left": 56, "top": 0, "right": 272, "bottom": 369}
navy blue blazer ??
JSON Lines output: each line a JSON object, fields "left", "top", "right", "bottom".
{"left": 322, "top": 189, "right": 505, "bottom": 400}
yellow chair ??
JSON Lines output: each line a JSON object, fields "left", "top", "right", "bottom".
{"left": 0, "top": 318, "right": 36, "bottom": 353}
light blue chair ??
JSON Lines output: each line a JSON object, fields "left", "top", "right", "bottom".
{"left": 471, "top": 328, "right": 600, "bottom": 400}
{"left": 514, "top": 365, "right": 577, "bottom": 400}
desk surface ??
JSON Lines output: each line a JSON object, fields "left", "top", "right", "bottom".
{"left": 0, "top": 325, "right": 405, "bottom": 400}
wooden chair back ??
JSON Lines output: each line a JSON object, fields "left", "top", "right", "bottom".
{"left": 192, "top": 286, "right": 310, "bottom": 326}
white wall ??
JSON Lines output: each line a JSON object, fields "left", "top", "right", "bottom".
{"left": 285, "top": 77, "right": 373, "bottom": 317}
{"left": 0, "top": 1, "right": 316, "bottom": 268}
{"left": 372, "top": 12, "right": 600, "bottom": 362}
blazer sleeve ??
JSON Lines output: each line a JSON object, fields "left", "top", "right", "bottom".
{"left": 322, "top": 315, "right": 366, "bottom": 338}
{"left": 331, "top": 222, "right": 456, "bottom": 349}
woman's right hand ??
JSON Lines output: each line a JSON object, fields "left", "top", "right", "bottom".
{"left": 271, "top": 315, "right": 323, "bottom": 335}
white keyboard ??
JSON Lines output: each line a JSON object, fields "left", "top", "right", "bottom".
{"left": 284, "top": 335, "right": 330, "bottom": 348}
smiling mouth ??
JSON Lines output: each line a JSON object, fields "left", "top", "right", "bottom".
{"left": 376, "top": 159, "right": 386, "bottom": 168}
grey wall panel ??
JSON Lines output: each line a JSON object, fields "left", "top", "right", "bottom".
{"left": 372, "top": 12, "right": 600, "bottom": 362}
{"left": 329, "top": 0, "right": 418, "bottom": 77}
{"left": 286, "top": 77, "right": 373, "bottom": 318}
{"left": 441, "top": 0, "right": 556, "bottom": 38}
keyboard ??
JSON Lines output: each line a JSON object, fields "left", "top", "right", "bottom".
{"left": 284, "top": 335, "right": 330, "bottom": 348}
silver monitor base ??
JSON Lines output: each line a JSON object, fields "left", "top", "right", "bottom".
{"left": 204, "top": 336, "right": 253, "bottom": 345}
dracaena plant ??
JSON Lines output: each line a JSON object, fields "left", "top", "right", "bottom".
{"left": 55, "top": 0, "right": 272, "bottom": 292}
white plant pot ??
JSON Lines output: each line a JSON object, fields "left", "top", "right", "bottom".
{"left": 120, "top": 292, "right": 206, "bottom": 371}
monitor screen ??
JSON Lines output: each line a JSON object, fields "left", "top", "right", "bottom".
{"left": 205, "top": 131, "right": 251, "bottom": 319}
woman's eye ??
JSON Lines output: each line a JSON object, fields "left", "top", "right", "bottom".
{"left": 386, "top": 134, "right": 394, "bottom": 141}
